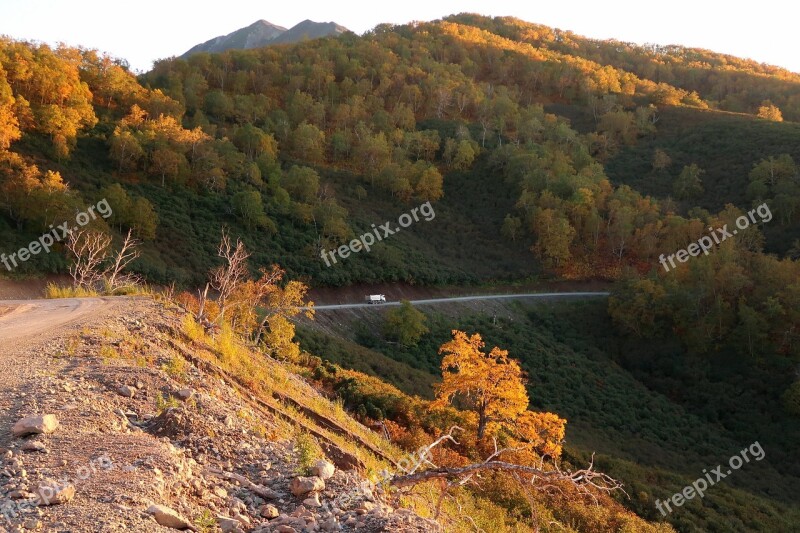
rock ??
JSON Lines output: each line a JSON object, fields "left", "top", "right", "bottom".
{"left": 176, "top": 388, "right": 194, "bottom": 401}
{"left": 289, "top": 476, "right": 325, "bottom": 497}
{"left": 260, "top": 504, "right": 279, "bottom": 519}
{"left": 23, "top": 519, "right": 42, "bottom": 530}
{"left": 311, "top": 460, "right": 335, "bottom": 480}
{"left": 320, "top": 518, "right": 339, "bottom": 532}
{"left": 276, "top": 526, "right": 297, "bottom": 533}
{"left": 303, "top": 494, "right": 321, "bottom": 508}
{"left": 12, "top": 415, "right": 59, "bottom": 437}
{"left": 35, "top": 479, "right": 75, "bottom": 505}
{"left": 231, "top": 511, "right": 250, "bottom": 526}
{"left": 216, "top": 516, "right": 243, "bottom": 533}
{"left": 21, "top": 441, "right": 49, "bottom": 454}
{"left": 356, "top": 501, "right": 376, "bottom": 515}
{"left": 146, "top": 504, "right": 197, "bottom": 531}
{"left": 117, "top": 385, "right": 136, "bottom": 398}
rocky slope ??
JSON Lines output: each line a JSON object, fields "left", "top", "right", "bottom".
{"left": 0, "top": 297, "right": 437, "bottom": 532}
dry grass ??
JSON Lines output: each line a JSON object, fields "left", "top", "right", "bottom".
{"left": 45, "top": 283, "right": 99, "bottom": 299}
{"left": 178, "top": 315, "right": 403, "bottom": 474}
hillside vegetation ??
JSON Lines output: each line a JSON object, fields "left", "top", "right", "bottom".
{"left": 297, "top": 299, "right": 800, "bottom": 532}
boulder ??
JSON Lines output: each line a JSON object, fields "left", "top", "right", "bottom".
{"left": 21, "top": 441, "right": 49, "bottom": 453}
{"left": 260, "top": 504, "right": 279, "bottom": 519}
{"left": 311, "top": 460, "right": 335, "bottom": 480}
{"left": 176, "top": 388, "right": 194, "bottom": 401}
{"left": 12, "top": 415, "right": 59, "bottom": 437}
{"left": 117, "top": 385, "right": 136, "bottom": 398}
{"left": 35, "top": 479, "right": 75, "bottom": 505}
{"left": 146, "top": 504, "right": 197, "bottom": 531}
{"left": 216, "top": 516, "right": 244, "bottom": 533}
{"left": 302, "top": 494, "right": 321, "bottom": 508}
{"left": 289, "top": 476, "right": 324, "bottom": 497}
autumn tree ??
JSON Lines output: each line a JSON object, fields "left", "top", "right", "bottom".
{"left": 282, "top": 165, "right": 320, "bottom": 204}
{"left": 443, "top": 138, "right": 478, "bottom": 170}
{"left": 99, "top": 184, "right": 158, "bottom": 240}
{"left": 150, "top": 146, "right": 184, "bottom": 186}
{"left": 749, "top": 154, "right": 795, "bottom": 187}
{"left": 673, "top": 163, "right": 704, "bottom": 200}
{"left": 0, "top": 67, "right": 21, "bottom": 150}
{"left": 383, "top": 300, "right": 429, "bottom": 346}
{"left": 232, "top": 190, "right": 270, "bottom": 230}
{"left": 411, "top": 164, "right": 444, "bottom": 202}
{"left": 514, "top": 411, "right": 567, "bottom": 459}
{"left": 224, "top": 265, "right": 314, "bottom": 358}
{"left": 290, "top": 122, "right": 326, "bottom": 164}
{"left": 110, "top": 127, "right": 144, "bottom": 172}
{"left": 501, "top": 215, "right": 523, "bottom": 242}
{"left": 598, "top": 109, "right": 637, "bottom": 148}
{"left": 354, "top": 129, "right": 391, "bottom": 180}
{"left": 532, "top": 208, "right": 575, "bottom": 267}
{"left": 651, "top": 148, "right": 671, "bottom": 172}
{"left": 757, "top": 100, "right": 783, "bottom": 121}
{"left": 434, "top": 330, "right": 529, "bottom": 439}
{"left": 232, "top": 124, "right": 277, "bottom": 161}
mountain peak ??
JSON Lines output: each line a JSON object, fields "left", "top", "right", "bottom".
{"left": 181, "top": 19, "right": 348, "bottom": 58}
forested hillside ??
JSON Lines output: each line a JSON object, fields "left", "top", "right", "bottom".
{"left": 1, "top": 13, "right": 799, "bottom": 532}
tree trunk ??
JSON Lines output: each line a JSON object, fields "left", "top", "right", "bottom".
{"left": 477, "top": 405, "right": 488, "bottom": 440}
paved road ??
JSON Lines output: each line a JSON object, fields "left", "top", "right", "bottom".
{"left": 308, "top": 292, "right": 610, "bottom": 310}
{"left": 0, "top": 297, "right": 109, "bottom": 342}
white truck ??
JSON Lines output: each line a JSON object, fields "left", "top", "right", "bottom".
{"left": 366, "top": 294, "right": 387, "bottom": 304}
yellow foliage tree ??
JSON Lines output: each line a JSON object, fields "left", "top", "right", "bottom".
{"left": 513, "top": 411, "right": 567, "bottom": 459}
{"left": 225, "top": 265, "right": 314, "bottom": 361}
{"left": 757, "top": 100, "right": 783, "bottom": 122}
{"left": 434, "top": 330, "right": 529, "bottom": 439}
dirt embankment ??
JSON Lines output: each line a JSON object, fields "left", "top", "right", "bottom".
{"left": 0, "top": 275, "right": 70, "bottom": 300}
{"left": 0, "top": 297, "right": 438, "bottom": 532}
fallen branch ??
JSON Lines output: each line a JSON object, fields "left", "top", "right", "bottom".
{"left": 390, "top": 458, "right": 617, "bottom": 489}
{"left": 389, "top": 428, "right": 623, "bottom": 501}
{"left": 405, "top": 425, "right": 463, "bottom": 474}
{"left": 203, "top": 467, "right": 277, "bottom": 500}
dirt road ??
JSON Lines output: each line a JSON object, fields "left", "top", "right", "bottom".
{"left": 0, "top": 297, "right": 110, "bottom": 343}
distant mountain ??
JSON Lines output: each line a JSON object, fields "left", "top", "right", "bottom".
{"left": 181, "top": 19, "right": 348, "bottom": 57}
{"left": 270, "top": 20, "right": 349, "bottom": 45}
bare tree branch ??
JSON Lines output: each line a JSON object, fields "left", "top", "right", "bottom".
{"left": 210, "top": 229, "right": 250, "bottom": 321}
{"left": 66, "top": 230, "right": 112, "bottom": 290}
{"left": 403, "top": 425, "right": 463, "bottom": 475}
{"left": 203, "top": 467, "right": 276, "bottom": 500}
{"left": 391, "top": 456, "right": 622, "bottom": 496}
{"left": 389, "top": 426, "right": 624, "bottom": 503}
{"left": 104, "top": 229, "right": 141, "bottom": 291}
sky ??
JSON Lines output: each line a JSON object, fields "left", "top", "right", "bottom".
{"left": 0, "top": 0, "right": 796, "bottom": 74}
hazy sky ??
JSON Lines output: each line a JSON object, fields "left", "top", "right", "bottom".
{"left": 1, "top": 0, "right": 796, "bottom": 74}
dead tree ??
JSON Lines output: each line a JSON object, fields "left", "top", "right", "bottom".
{"left": 209, "top": 229, "right": 250, "bottom": 322}
{"left": 66, "top": 230, "right": 112, "bottom": 290}
{"left": 104, "top": 229, "right": 141, "bottom": 291}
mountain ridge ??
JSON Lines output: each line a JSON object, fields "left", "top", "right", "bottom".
{"left": 181, "top": 18, "right": 349, "bottom": 57}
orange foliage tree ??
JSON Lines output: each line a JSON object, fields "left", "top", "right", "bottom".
{"left": 434, "top": 330, "right": 566, "bottom": 458}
